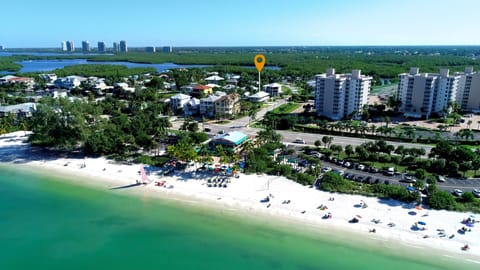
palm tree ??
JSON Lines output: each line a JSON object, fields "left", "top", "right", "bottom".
{"left": 384, "top": 116, "right": 391, "bottom": 128}
{"left": 256, "top": 127, "right": 281, "bottom": 145}
{"left": 321, "top": 136, "right": 333, "bottom": 148}
{"left": 467, "top": 120, "right": 473, "bottom": 129}
{"left": 240, "top": 139, "right": 255, "bottom": 162}
{"left": 248, "top": 110, "right": 257, "bottom": 127}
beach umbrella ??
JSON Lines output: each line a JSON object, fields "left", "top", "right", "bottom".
{"left": 466, "top": 223, "right": 474, "bottom": 228}
{"left": 408, "top": 211, "right": 417, "bottom": 216}
{"left": 418, "top": 221, "right": 426, "bottom": 226}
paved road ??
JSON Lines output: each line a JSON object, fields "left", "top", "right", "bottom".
{"left": 205, "top": 123, "right": 434, "bottom": 154}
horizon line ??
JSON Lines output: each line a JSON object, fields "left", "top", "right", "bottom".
{"left": 2, "top": 44, "right": 480, "bottom": 50}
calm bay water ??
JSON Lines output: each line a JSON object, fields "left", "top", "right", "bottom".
{"left": 16, "top": 59, "right": 211, "bottom": 73}
{"left": 0, "top": 165, "right": 475, "bottom": 270}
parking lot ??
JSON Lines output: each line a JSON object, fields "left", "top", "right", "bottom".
{"left": 317, "top": 155, "right": 480, "bottom": 195}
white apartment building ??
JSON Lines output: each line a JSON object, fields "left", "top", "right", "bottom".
{"left": 314, "top": 69, "right": 372, "bottom": 120}
{"left": 454, "top": 67, "right": 480, "bottom": 112}
{"left": 397, "top": 68, "right": 460, "bottom": 118}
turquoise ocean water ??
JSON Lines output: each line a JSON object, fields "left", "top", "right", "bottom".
{"left": 0, "top": 165, "right": 476, "bottom": 270}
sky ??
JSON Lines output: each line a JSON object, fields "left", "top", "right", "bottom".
{"left": 1, "top": 0, "right": 480, "bottom": 48}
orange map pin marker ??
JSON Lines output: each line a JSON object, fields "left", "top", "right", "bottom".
{"left": 254, "top": 54, "right": 266, "bottom": 72}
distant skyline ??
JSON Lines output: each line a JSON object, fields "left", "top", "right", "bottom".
{"left": 2, "top": 0, "right": 480, "bottom": 48}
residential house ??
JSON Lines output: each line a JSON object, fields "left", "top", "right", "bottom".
{"left": 249, "top": 91, "right": 270, "bottom": 103}
{"left": 180, "top": 85, "right": 194, "bottom": 94}
{"left": 54, "top": 76, "right": 87, "bottom": 89}
{"left": 39, "top": 74, "right": 58, "bottom": 83}
{"left": 192, "top": 85, "right": 213, "bottom": 98}
{"left": 51, "top": 89, "right": 68, "bottom": 98}
{"left": 206, "top": 83, "right": 221, "bottom": 89}
{"left": 0, "top": 75, "right": 35, "bottom": 88}
{"left": 205, "top": 75, "right": 224, "bottom": 84}
{"left": 170, "top": 93, "right": 191, "bottom": 114}
{"left": 114, "top": 82, "right": 135, "bottom": 93}
{"left": 223, "top": 84, "right": 237, "bottom": 91}
{"left": 183, "top": 97, "right": 200, "bottom": 116}
{"left": 200, "top": 95, "right": 220, "bottom": 117}
{"left": 0, "top": 102, "right": 37, "bottom": 118}
{"left": 263, "top": 83, "right": 282, "bottom": 96}
{"left": 214, "top": 93, "right": 240, "bottom": 118}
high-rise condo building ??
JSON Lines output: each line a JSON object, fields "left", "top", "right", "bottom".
{"left": 61, "top": 41, "right": 67, "bottom": 51}
{"left": 66, "top": 41, "right": 75, "bottom": 52}
{"left": 119, "top": 40, "right": 128, "bottom": 52}
{"left": 146, "top": 46, "right": 156, "bottom": 53}
{"left": 82, "top": 40, "right": 90, "bottom": 52}
{"left": 455, "top": 67, "right": 480, "bottom": 112}
{"left": 314, "top": 68, "right": 372, "bottom": 120}
{"left": 97, "top": 41, "right": 106, "bottom": 52}
{"left": 163, "top": 46, "right": 172, "bottom": 53}
{"left": 113, "top": 42, "right": 119, "bottom": 52}
{"left": 397, "top": 68, "right": 460, "bottom": 118}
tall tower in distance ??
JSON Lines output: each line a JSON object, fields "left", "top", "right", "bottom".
{"left": 66, "top": 41, "right": 75, "bottom": 52}
{"left": 97, "top": 41, "right": 106, "bottom": 53}
{"left": 82, "top": 40, "right": 90, "bottom": 53}
{"left": 113, "top": 42, "right": 119, "bottom": 52}
{"left": 119, "top": 40, "right": 128, "bottom": 52}
{"left": 61, "top": 41, "right": 67, "bottom": 51}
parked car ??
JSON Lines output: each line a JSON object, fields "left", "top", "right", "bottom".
{"left": 436, "top": 175, "right": 446, "bottom": 183}
{"left": 204, "top": 128, "right": 211, "bottom": 132}
{"left": 384, "top": 180, "right": 390, "bottom": 185}
{"left": 452, "top": 189, "right": 463, "bottom": 197}
{"left": 294, "top": 138, "right": 305, "bottom": 144}
{"left": 344, "top": 161, "right": 352, "bottom": 168}
{"left": 346, "top": 174, "right": 355, "bottom": 180}
{"left": 357, "top": 164, "right": 365, "bottom": 171}
{"left": 473, "top": 189, "right": 480, "bottom": 198}
{"left": 369, "top": 167, "right": 379, "bottom": 173}
{"left": 385, "top": 167, "right": 395, "bottom": 176}
{"left": 321, "top": 167, "right": 332, "bottom": 173}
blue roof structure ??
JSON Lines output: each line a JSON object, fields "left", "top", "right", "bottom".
{"left": 213, "top": 131, "right": 247, "bottom": 146}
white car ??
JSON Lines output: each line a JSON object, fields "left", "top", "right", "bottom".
{"left": 321, "top": 167, "right": 332, "bottom": 173}
{"left": 473, "top": 189, "right": 480, "bottom": 198}
{"left": 452, "top": 189, "right": 463, "bottom": 197}
{"left": 436, "top": 175, "right": 446, "bottom": 183}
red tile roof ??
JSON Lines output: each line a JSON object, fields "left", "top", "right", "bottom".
{"left": 193, "top": 85, "right": 211, "bottom": 90}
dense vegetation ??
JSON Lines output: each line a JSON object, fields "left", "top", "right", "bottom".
{"left": 3, "top": 46, "right": 480, "bottom": 85}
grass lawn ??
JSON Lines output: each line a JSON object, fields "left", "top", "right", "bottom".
{"left": 271, "top": 102, "right": 301, "bottom": 114}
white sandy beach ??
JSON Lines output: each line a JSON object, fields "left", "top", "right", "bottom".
{"left": 1, "top": 131, "right": 480, "bottom": 263}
